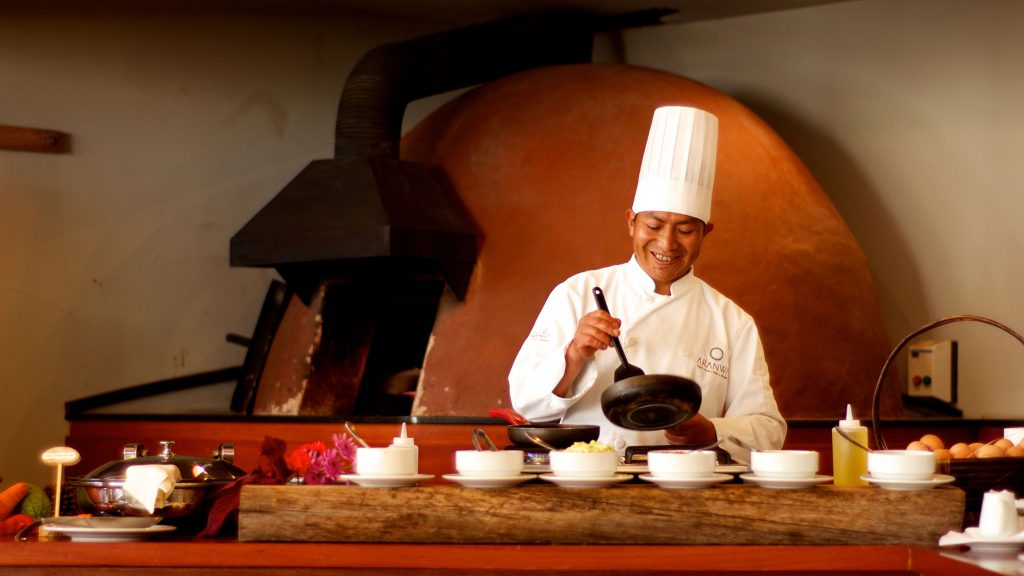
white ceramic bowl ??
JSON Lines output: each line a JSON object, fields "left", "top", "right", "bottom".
{"left": 549, "top": 450, "right": 619, "bottom": 478}
{"left": 750, "top": 450, "right": 819, "bottom": 479}
{"left": 454, "top": 450, "right": 525, "bottom": 477}
{"left": 647, "top": 449, "right": 717, "bottom": 479}
{"left": 356, "top": 447, "right": 417, "bottom": 476}
{"left": 867, "top": 450, "right": 936, "bottom": 481}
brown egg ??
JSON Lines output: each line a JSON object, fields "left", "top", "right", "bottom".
{"left": 1006, "top": 446, "right": 1024, "bottom": 457}
{"left": 906, "top": 440, "right": 931, "bottom": 451}
{"left": 919, "top": 434, "right": 945, "bottom": 451}
{"left": 949, "top": 443, "right": 972, "bottom": 459}
{"left": 995, "top": 438, "right": 1015, "bottom": 450}
{"left": 975, "top": 444, "right": 1006, "bottom": 458}
{"left": 969, "top": 442, "right": 986, "bottom": 452}
{"left": 933, "top": 448, "right": 951, "bottom": 462}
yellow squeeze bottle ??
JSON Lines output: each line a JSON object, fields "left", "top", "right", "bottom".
{"left": 832, "top": 404, "right": 869, "bottom": 486}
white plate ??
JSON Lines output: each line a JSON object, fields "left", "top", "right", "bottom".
{"left": 639, "top": 473, "right": 734, "bottom": 489}
{"left": 740, "top": 473, "right": 832, "bottom": 489}
{"left": 442, "top": 473, "right": 537, "bottom": 488}
{"left": 44, "top": 517, "right": 162, "bottom": 529}
{"left": 860, "top": 473, "right": 955, "bottom": 491}
{"left": 525, "top": 464, "right": 749, "bottom": 475}
{"left": 960, "top": 528, "right": 1024, "bottom": 552}
{"left": 539, "top": 473, "right": 633, "bottom": 489}
{"left": 44, "top": 523, "right": 176, "bottom": 542}
{"left": 339, "top": 473, "right": 434, "bottom": 488}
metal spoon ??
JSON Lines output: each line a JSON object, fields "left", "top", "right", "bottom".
{"left": 834, "top": 427, "right": 873, "bottom": 452}
{"left": 524, "top": 431, "right": 560, "bottom": 452}
{"left": 472, "top": 428, "right": 499, "bottom": 451}
{"left": 344, "top": 421, "right": 371, "bottom": 448}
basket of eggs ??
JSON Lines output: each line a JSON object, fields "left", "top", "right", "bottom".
{"left": 870, "top": 314, "right": 1024, "bottom": 523}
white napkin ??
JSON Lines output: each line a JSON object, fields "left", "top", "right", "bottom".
{"left": 123, "top": 464, "right": 181, "bottom": 514}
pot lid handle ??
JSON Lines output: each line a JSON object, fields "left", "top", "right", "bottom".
{"left": 158, "top": 440, "right": 176, "bottom": 458}
{"left": 213, "top": 444, "right": 236, "bottom": 464}
{"left": 122, "top": 443, "right": 147, "bottom": 460}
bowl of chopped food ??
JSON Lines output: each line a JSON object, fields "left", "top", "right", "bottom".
{"left": 549, "top": 441, "right": 619, "bottom": 478}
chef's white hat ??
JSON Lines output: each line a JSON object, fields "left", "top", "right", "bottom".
{"left": 632, "top": 106, "right": 718, "bottom": 223}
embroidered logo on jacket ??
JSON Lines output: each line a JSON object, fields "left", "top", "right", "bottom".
{"left": 696, "top": 346, "right": 729, "bottom": 380}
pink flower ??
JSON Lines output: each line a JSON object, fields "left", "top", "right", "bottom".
{"left": 286, "top": 434, "right": 357, "bottom": 485}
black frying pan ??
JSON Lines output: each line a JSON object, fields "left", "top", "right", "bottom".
{"left": 488, "top": 408, "right": 600, "bottom": 450}
{"left": 592, "top": 287, "right": 702, "bottom": 431}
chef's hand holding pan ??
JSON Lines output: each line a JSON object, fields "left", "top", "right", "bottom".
{"left": 664, "top": 413, "right": 717, "bottom": 446}
{"left": 552, "top": 310, "right": 622, "bottom": 397}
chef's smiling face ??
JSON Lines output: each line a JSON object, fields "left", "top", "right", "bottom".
{"left": 627, "top": 210, "right": 713, "bottom": 295}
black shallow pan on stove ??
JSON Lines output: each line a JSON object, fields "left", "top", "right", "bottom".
{"left": 488, "top": 408, "right": 600, "bottom": 450}
{"left": 593, "top": 287, "right": 702, "bottom": 431}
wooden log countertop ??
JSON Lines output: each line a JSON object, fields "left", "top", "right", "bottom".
{"left": 239, "top": 482, "right": 964, "bottom": 547}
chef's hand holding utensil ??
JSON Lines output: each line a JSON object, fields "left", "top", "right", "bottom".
{"left": 569, "top": 309, "right": 622, "bottom": 361}
{"left": 553, "top": 292, "right": 623, "bottom": 397}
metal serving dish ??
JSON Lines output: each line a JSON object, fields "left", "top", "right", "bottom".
{"left": 69, "top": 440, "right": 245, "bottom": 519}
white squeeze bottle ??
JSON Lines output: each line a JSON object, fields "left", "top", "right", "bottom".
{"left": 832, "top": 404, "right": 869, "bottom": 486}
{"left": 390, "top": 422, "right": 419, "bottom": 475}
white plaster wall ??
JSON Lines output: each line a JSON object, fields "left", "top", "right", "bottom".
{"left": 617, "top": 0, "right": 1024, "bottom": 422}
{"left": 0, "top": 12, "right": 435, "bottom": 486}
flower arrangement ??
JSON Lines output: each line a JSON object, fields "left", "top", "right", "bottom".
{"left": 285, "top": 433, "right": 359, "bottom": 485}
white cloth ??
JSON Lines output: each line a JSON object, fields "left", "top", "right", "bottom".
{"left": 508, "top": 257, "right": 786, "bottom": 464}
{"left": 123, "top": 464, "right": 181, "bottom": 514}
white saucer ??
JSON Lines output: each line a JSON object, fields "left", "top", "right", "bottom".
{"left": 960, "top": 528, "right": 1024, "bottom": 552}
{"left": 442, "top": 473, "right": 537, "bottom": 488}
{"left": 339, "top": 473, "right": 434, "bottom": 488}
{"left": 44, "top": 523, "right": 176, "bottom": 542}
{"left": 739, "top": 473, "right": 832, "bottom": 489}
{"left": 860, "top": 473, "right": 955, "bottom": 491}
{"left": 539, "top": 473, "right": 632, "bottom": 489}
{"left": 639, "top": 473, "right": 734, "bottom": 489}
{"left": 526, "top": 464, "right": 750, "bottom": 475}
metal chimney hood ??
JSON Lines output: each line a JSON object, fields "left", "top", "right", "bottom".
{"left": 229, "top": 10, "right": 673, "bottom": 303}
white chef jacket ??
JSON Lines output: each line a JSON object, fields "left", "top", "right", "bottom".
{"left": 508, "top": 256, "right": 786, "bottom": 464}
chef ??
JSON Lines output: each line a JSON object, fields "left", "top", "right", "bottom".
{"left": 508, "top": 105, "right": 786, "bottom": 464}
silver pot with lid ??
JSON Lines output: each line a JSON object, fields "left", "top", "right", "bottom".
{"left": 70, "top": 440, "right": 245, "bottom": 519}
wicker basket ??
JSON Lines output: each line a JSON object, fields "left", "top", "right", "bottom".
{"left": 870, "top": 314, "right": 1024, "bottom": 523}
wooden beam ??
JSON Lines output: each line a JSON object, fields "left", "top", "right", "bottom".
{"left": 0, "top": 124, "right": 70, "bottom": 153}
{"left": 240, "top": 483, "right": 964, "bottom": 546}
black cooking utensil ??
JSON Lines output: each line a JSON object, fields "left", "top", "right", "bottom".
{"left": 507, "top": 423, "right": 600, "bottom": 450}
{"left": 488, "top": 408, "right": 601, "bottom": 450}
{"left": 592, "top": 286, "right": 703, "bottom": 431}
{"left": 591, "top": 287, "right": 645, "bottom": 382}
{"left": 601, "top": 374, "right": 702, "bottom": 430}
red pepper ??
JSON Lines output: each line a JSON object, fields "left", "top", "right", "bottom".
{"left": 2, "top": 513, "right": 34, "bottom": 535}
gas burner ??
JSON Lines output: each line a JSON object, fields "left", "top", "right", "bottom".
{"left": 625, "top": 444, "right": 734, "bottom": 465}
{"left": 524, "top": 451, "right": 549, "bottom": 465}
